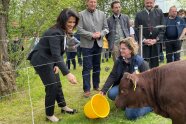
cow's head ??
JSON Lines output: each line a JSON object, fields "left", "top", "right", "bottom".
{"left": 115, "top": 72, "right": 148, "bottom": 109}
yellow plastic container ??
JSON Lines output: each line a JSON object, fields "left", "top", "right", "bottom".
{"left": 84, "top": 94, "right": 110, "bottom": 119}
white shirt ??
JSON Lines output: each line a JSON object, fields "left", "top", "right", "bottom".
{"left": 130, "top": 27, "right": 135, "bottom": 35}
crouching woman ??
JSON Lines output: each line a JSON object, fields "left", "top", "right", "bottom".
{"left": 100, "top": 37, "right": 152, "bottom": 120}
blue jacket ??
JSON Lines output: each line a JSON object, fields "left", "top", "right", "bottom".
{"left": 164, "top": 16, "right": 186, "bottom": 39}
{"left": 101, "top": 55, "right": 149, "bottom": 93}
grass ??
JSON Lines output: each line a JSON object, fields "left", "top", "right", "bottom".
{"left": 0, "top": 58, "right": 172, "bottom": 124}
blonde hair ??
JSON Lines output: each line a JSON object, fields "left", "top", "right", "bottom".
{"left": 119, "top": 37, "right": 139, "bottom": 55}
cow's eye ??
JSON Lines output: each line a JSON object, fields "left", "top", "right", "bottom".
{"left": 121, "top": 89, "right": 128, "bottom": 95}
{"left": 121, "top": 90, "right": 124, "bottom": 94}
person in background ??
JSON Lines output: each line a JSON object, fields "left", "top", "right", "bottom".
{"left": 77, "top": 0, "right": 108, "bottom": 97}
{"left": 129, "top": 20, "right": 135, "bottom": 38}
{"left": 178, "top": 9, "right": 186, "bottom": 23}
{"left": 106, "top": 0, "right": 130, "bottom": 62}
{"left": 27, "top": 8, "right": 78, "bottom": 122}
{"left": 8, "top": 36, "right": 24, "bottom": 69}
{"left": 74, "top": 32, "right": 83, "bottom": 66}
{"left": 154, "top": 5, "right": 165, "bottom": 63}
{"left": 100, "top": 37, "right": 152, "bottom": 120}
{"left": 102, "top": 36, "right": 109, "bottom": 63}
{"left": 135, "top": 0, "right": 164, "bottom": 68}
{"left": 66, "top": 34, "right": 80, "bottom": 70}
{"left": 164, "top": 6, "right": 186, "bottom": 63}
{"left": 178, "top": 9, "right": 186, "bottom": 56}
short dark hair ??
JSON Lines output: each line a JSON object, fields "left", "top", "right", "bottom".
{"left": 111, "top": 0, "right": 120, "bottom": 8}
{"left": 178, "top": 9, "right": 186, "bottom": 14}
{"left": 53, "top": 8, "right": 79, "bottom": 30}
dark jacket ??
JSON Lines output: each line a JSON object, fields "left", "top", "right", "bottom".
{"left": 135, "top": 8, "right": 164, "bottom": 41}
{"left": 106, "top": 14, "right": 130, "bottom": 50}
{"left": 27, "top": 28, "right": 69, "bottom": 75}
{"left": 101, "top": 55, "right": 149, "bottom": 93}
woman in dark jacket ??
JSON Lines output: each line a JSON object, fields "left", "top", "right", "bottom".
{"left": 28, "top": 8, "right": 79, "bottom": 122}
{"left": 100, "top": 37, "right": 152, "bottom": 120}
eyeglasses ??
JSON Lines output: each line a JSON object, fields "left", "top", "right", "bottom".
{"left": 119, "top": 48, "right": 126, "bottom": 51}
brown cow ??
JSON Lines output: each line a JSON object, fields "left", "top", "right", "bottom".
{"left": 115, "top": 60, "right": 186, "bottom": 124}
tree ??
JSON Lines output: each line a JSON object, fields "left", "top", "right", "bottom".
{"left": 0, "top": 0, "right": 16, "bottom": 96}
{"left": 179, "top": 0, "right": 186, "bottom": 8}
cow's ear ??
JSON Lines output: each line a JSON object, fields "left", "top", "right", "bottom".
{"left": 123, "top": 72, "right": 130, "bottom": 79}
{"left": 126, "top": 73, "right": 138, "bottom": 91}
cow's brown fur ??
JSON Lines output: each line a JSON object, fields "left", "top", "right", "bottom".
{"left": 115, "top": 60, "right": 186, "bottom": 124}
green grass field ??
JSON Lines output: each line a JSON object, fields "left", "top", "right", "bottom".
{"left": 0, "top": 58, "right": 172, "bottom": 124}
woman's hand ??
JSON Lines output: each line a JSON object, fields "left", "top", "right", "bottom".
{"left": 53, "top": 66, "right": 59, "bottom": 74}
{"left": 66, "top": 73, "right": 77, "bottom": 84}
{"left": 99, "top": 91, "right": 105, "bottom": 96}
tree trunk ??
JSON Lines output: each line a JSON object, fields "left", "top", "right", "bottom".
{"left": 0, "top": 0, "right": 16, "bottom": 96}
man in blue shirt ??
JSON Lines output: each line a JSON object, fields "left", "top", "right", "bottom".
{"left": 164, "top": 6, "right": 186, "bottom": 63}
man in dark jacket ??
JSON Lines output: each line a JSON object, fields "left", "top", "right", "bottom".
{"left": 106, "top": 0, "right": 130, "bottom": 61}
{"left": 135, "top": 0, "right": 164, "bottom": 68}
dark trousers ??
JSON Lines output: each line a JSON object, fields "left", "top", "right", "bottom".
{"left": 34, "top": 64, "right": 66, "bottom": 116}
{"left": 66, "top": 52, "right": 77, "bottom": 69}
{"left": 158, "top": 43, "right": 164, "bottom": 61}
{"left": 82, "top": 42, "right": 102, "bottom": 92}
{"left": 77, "top": 46, "right": 82, "bottom": 66}
{"left": 143, "top": 44, "right": 159, "bottom": 68}
{"left": 165, "top": 39, "right": 181, "bottom": 63}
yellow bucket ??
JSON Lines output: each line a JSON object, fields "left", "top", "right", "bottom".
{"left": 84, "top": 94, "right": 110, "bottom": 119}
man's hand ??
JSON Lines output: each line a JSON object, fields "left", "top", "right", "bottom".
{"left": 144, "top": 39, "right": 157, "bottom": 46}
{"left": 92, "top": 32, "right": 101, "bottom": 39}
{"left": 149, "top": 39, "right": 157, "bottom": 45}
{"left": 143, "top": 39, "right": 151, "bottom": 45}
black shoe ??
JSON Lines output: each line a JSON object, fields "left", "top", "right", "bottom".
{"left": 61, "top": 109, "right": 77, "bottom": 114}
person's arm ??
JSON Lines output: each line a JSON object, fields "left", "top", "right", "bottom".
{"left": 138, "top": 60, "right": 149, "bottom": 72}
{"left": 179, "top": 28, "right": 186, "bottom": 40}
{"left": 100, "top": 14, "right": 109, "bottom": 38}
{"left": 156, "top": 9, "right": 165, "bottom": 43}
{"left": 126, "top": 16, "right": 130, "bottom": 35}
{"left": 134, "top": 13, "right": 140, "bottom": 42}
{"left": 48, "top": 31, "right": 69, "bottom": 75}
{"left": 77, "top": 12, "right": 93, "bottom": 40}
{"left": 101, "top": 61, "right": 119, "bottom": 94}
{"left": 73, "top": 37, "right": 80, "bottom": 48}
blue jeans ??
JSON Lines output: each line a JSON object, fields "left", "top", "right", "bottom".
{"left": 107, "top": 85, "right": 152, "bottom": 120}
{"left": 82, "top": 42, "right": 102, "bottom": 92}
{"left": 77, "top": 46, "right": 82, "bottom": 66}
{"left": 66, "top": 52, "right": 77, "bottom": 69}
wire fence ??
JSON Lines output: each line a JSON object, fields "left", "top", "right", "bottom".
{"left": 1, "top": 24, "right": 185, "bottom": 123}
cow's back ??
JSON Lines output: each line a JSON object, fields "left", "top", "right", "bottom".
{"left": 151, "top": 60, "right": 186, "bottom": 123}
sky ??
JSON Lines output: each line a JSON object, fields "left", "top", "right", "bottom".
{"left": 155, "top": 0, "right": 181, "bottom": 13}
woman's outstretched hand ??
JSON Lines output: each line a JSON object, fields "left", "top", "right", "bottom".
{"left": 66, "top": 73, "right": 77, "bottom": 84}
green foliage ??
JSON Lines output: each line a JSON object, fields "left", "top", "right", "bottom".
{"left": 179, "top": 0, "right": 186, "bottom": 8}
{"left": 8, "top": 0, "right": 83, "bottom": 38}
